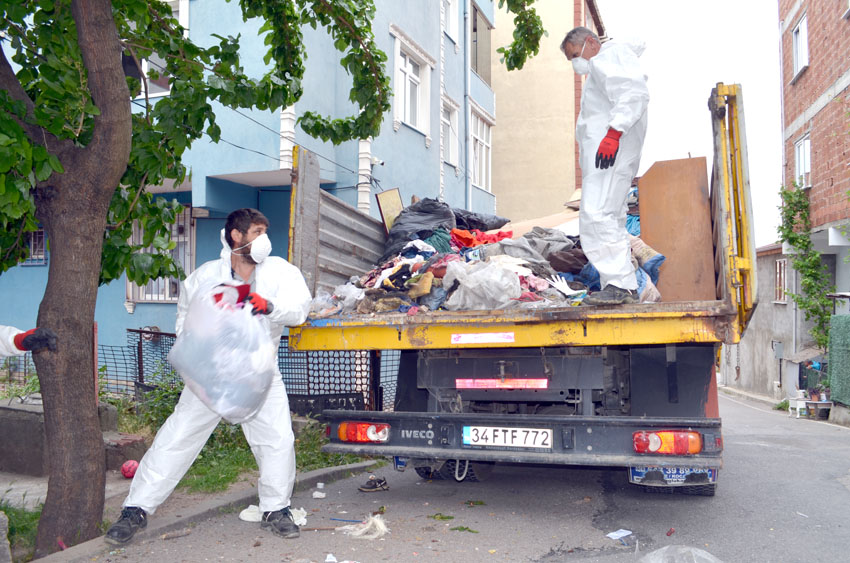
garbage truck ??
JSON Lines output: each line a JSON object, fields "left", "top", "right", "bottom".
{"left": 285, "top": 83, "right": 756, "bottom": 495}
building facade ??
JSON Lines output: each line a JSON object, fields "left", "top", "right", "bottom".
{"left": 0, "top": 0, "right": 498, "bottom": 347}
{"left": 489, "top": 0, "right": 603, "bottom": 222}
{"left": 724, "top": 1, "right": 849, "bottom": 399}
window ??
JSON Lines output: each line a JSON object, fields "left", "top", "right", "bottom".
{"left": 791, "top": 15, "right": 808, "bottom": 78}
{"left": 125, "top": 0, "right": 189, "bottom": 99}
{"left": 471, "top": 111, "right": 492, "bottom": 191}
{"left": 24, "top": 230, "right": 47, "bottom": 266}
{"left": 390, "top": 24, "right": 435, "bottom": 143}
{"left": 399, "top": 52, "right": 421, "bottom": 128}
{"left": 441, "top": 102, "right": 458, "bottom": 166}
{"left": 471, "top": 5, "right": 491, "bottom": 85}
{"left": 443, "top": 0, "right": 458, "bottom": 41}
{"left": 126, "top": 206, "right": 194, "bottom": 303}
{"left": 774, "top": 259, "right": 787, "bottom": 302}
{"left": 795, "top": 135, "right": 811, "bottom": 188}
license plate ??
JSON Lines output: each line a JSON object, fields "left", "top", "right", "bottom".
{"left": 629, "top": 466, "right": 717, "bottom": 485}
{"left": 462, "top": 426, "right": 553, "bottom": 449}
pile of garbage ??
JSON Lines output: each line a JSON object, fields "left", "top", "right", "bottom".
{"left": 310, "top": 197, "right": 665, "bottom": 318}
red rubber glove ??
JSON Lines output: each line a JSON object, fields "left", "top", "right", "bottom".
{"left": 14, "top": 327, "right": 58, "bottom": 352}
{"left": 595, "top": 128, "right": 622, "bottom": 169}
{"left": 245, "top": 292, "right": 274, "bottom": 315}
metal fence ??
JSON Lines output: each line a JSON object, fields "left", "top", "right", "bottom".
{"left": 3, "top": 329, "right": 401, "bottom": 414}
{"left": 95, "top": 329, "right": 400, "bottom": 414}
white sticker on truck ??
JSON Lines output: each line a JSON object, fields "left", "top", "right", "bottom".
{"left": 451, "top": 332, "right": 516, "bottom": 344}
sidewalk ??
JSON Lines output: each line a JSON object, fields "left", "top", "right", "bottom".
{"left": 2, "top": 460, "right": 379, "bottom": 563}
{"left": 719, "top": 384, "right": 850, "bottom": 427}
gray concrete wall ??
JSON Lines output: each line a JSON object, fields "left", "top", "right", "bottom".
{"left": 723, "top": 252, "right": 836, "bottom": 400}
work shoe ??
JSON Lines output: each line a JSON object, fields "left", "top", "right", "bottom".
{"left": 261, "top": 507, "right": 300, "bottom": 539}
{"left": 358, "top": 475, "right": 390, "bottom": 492}
{"left": 104, "top": 506, "right": 147, "bottom": 545}
{"left": 581, "top": 284, "right": 639, "bottom": 306}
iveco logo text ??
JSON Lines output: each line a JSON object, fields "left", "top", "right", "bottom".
{"left": 401, "top": 430, "right": 434, "bottom": 439}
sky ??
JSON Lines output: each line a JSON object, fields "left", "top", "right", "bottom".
{"left": 592, "top": 0, "right": 784, "bottom": 247}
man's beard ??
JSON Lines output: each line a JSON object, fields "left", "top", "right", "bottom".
{"left": 234, "top": 249, "right": 257, "bottom": 265}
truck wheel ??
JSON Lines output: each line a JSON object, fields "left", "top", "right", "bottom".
{"left": 680, "top": 484, "right": 717, "bottom": 497}
{"left": 438, "top": 460, "right": 493, "bottom": 482}
{"left": 414, "top": 466, "right": 444, "bottom": 480}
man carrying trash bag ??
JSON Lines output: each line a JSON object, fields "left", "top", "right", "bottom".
{"left": 106, "top": 208, "right": 312, "bottom": 545}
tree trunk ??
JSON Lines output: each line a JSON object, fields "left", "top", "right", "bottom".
{"left": 32, "top": 0, "right": 132, "bottom": 556}
{"left": 32, "top": 191, "right": 111, "bottom": 557}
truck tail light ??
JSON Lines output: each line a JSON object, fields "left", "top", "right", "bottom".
{"left": 337, "top": 422, "right": 390, "bottom": 443}
{"left": 633, "top": 431, "right": 702, "bottom": 455}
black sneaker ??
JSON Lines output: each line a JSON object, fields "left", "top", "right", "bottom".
{"left": 105, "top": 506, "right": 147, "bottom": 545}
{"left": 261, "top": 507, "right": 300, "bottom": 539}
{"left": 581, "top": 284, "right": 639, "bottom": 306}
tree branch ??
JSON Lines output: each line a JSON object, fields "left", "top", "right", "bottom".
{"left": 70, "top": 0, "right": 132, "bottom": 183}
{"left": 0, "top": 42, "right": 60, "bottom": 148}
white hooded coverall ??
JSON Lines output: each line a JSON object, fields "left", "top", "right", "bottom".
{"left": 124, "top": 239, "right": 312, "bottom": 515}
{"left": 0, "top": 326, "right": 27, "bottom": 357}
{"left": 577, "top": 39, "right": 649, "bottom": 291}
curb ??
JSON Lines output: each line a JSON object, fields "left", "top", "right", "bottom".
{"left": 718, "top": 385, "right": 778, "bottom": 408}
{"left": 38, "top": 460, "right": 380, "bottom": 563}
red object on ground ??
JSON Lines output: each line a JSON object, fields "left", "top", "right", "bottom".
{"left": 666, "top": 528, "right": 675, "bottom": 536}
{"left": 121, "top": 459, "right": 139, "bottom": 479}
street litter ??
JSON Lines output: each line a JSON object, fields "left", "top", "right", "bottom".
{"left": 358, "top": 475, "right": 389, "bottom": 492}
{"left": 312, "top": 491, "right": 327, "bottom": 499}
{"left": 161, "top": 528, "right": 192, "bottom": 540}
{"left": 796, "top": 511, "right": 809, "bottom": 518}
{"left": 606, "top": 529, "right": 633, "bottom": 540}
{"left": 666, "top": 527, "right": 675, "bottom": 536}
{"left": 303, "top": 514, "right": 391, "bottom": 539}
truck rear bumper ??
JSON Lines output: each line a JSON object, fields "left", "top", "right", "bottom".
{"left": 322, "top": 410, "right": 723, "bottom": 468}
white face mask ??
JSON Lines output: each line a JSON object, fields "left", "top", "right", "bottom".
{"left": 571, "top": 38, "right": 591, "bottom": 75}
{"left": 233, "top": 233, "right": 272, "bottom": 264}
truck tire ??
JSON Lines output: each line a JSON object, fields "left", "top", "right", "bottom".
{"left": 414, "top": 466, "right": 445, "bottom": 480}
{"left": 680, "top": 483, "right": 717, "bottom": 497}
{"left": 639, "top": 483, "right": 717, "bottom": 497}
{"left": 438, "top": 460, "right": 493, "bottom": 482}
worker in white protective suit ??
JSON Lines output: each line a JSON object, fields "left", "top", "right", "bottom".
{"left": 106, "top": 208, "right": 312, "bottom": 545}
{"left": 561, "top": 27, "right": 649, "bottom": 305}
{"left": 0, "top": 325, "right": 57, "bottom": 357}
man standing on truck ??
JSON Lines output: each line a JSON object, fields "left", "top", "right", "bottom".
{"left": 561, "top": 27, "right": 649, "bottom": 306}
{"left": 105, "top": 208, "right": 312, "bottom": 545}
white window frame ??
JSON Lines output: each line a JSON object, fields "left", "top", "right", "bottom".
{"left": 126, "top": 205, "right": 195, "bottom": 304}
{"left": 23, "top": 229, "right": 47, "bottom": 266}
{"left": 791, "top": 14, "right": 808, "bottom": 81}
{"left": 390, "top": 24, "right": 435, "bottom": 147}
{"left": 774, "top": 258, "right": 787, "bottom": 303}
{"left": 442, "top": 0, "right": 458, "bottom": 43}
{"left": 794, "top": 134, "right": 811, "bottom": 189}
{"left": 470, "top": 109, "right": 493, "bottom": 192}
{"left": 133, "top": 0, "right": 189, "bottom": 100}
{"left": 399, "top": 51, "right": 422, "bottom": 128}
{"left": 441, "top": 97, "right": 459, "bottom": 167}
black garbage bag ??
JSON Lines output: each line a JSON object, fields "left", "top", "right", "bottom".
{"left": 379, "top": 198, "right": 456, "bottom": 264}
{"left": 452, "top": 207, "right": 510, "bottom": 231}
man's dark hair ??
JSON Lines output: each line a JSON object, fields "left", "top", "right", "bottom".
{"left": 225, "top": 208, "right": 269, "bottom": 247}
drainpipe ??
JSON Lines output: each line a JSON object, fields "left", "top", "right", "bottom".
{"left": 463, "top": 0, "right": 471, "bottom": 209}
{"left": 778, "top": 18, "right": 797, "bottom": 363}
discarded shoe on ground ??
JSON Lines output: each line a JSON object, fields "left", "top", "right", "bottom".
{"left": 358, "top": 475, "right": 389, "bottom": 492}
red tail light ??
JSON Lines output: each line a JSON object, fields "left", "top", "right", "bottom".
{"left": 633, "top": 431, "right": 702, "bottom": 455}
{"left": 337, "top": 422, "right": 390, "bottom": 443}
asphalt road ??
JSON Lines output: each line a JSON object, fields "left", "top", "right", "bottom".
{"left": 96, "top": 394, "right": 850, "bottom": 563}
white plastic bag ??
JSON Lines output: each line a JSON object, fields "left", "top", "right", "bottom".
{"left": 442, "top": 260, "right": 522, "bottom": 311}
{"left": 168, "top": 288, "right": 277, "bottom": 423}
